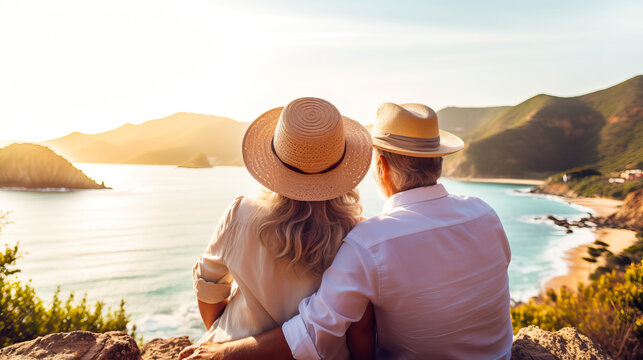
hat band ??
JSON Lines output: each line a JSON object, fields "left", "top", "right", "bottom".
{"left": 271, "top": 138, "right": 347, "bottom": 175}
{"left": 374, "top": 132, "right": 440, "bottom": 152}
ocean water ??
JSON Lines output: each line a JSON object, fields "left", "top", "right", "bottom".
{"left": 0, "top": 164, "right": 594, "bottom": 341}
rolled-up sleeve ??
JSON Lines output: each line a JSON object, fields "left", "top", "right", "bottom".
{"left": 192, "top": 197, "right": 242, "bottom": 304}
{"left": 282, "top": 238, "right": 378, "bottom": 359}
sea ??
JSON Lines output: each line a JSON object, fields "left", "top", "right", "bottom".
{"left": 0, "top": 164, "right": 595, "bottom": 341}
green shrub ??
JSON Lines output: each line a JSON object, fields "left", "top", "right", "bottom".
{"left": 565, "top": 176, "right": 643, "bottom": 199}
{"left": 512, "top": 261, "right": 643, "bottom": 359}
{"left": 0, "top": 212, "right": 136, "bottom": 347}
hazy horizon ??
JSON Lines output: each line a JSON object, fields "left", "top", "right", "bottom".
{"left": 2, "top": 0, "right": 642, "bottom": 142}
{"left": 0, "top": 71, "right": 638, "bottom": 144}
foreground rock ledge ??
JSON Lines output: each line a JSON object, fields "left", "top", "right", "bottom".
{"left": 1, "top": 326, "right": 611, "bottom": 359}
{"left": 0, "top": 332, "right": 191, "bottom": 360}
{"left": 512, "top": 326, "right": 611, "bottom": 360}
{"left": 0, "top": 331, "right": 140, "bottom": 360}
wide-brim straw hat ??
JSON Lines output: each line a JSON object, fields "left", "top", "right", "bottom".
{"left": 372, "top": 102, "right": 464, "bottom": 157}
{"left": 243, "top": 97, "right": 372, "bottom": 201}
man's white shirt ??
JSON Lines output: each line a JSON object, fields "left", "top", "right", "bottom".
{"left": 282, "top": 184, "right": 513, "bottom": 359}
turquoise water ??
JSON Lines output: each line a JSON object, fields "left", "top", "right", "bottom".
{"left": 0, "top": 164, "right": 594, "bottom": 341}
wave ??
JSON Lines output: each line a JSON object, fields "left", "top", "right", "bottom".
{"left": 538, "top": 228, "right": 595, "bottom": 287}
{"left": 509, "top": 189, "right": 598, "bottom": 302}
{"left": 137, "top": 301, "right": 203, "bottom": 342}
{"left": 508, "top": 189, "right": 597, "bottom": 216}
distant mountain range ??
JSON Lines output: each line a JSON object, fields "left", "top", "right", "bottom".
{"left": 37, "top": 75, "right": 642, "bottom": 179}
{"left": 42, "top": 113, "right": 248, "bottom": 166}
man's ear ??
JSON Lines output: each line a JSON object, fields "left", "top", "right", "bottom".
{"left": 378, "top": 155, "right": 389, "bottom": 178}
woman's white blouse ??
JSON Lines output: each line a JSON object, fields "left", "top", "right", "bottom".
{"left": 192, "top": 196, "right": 350, "bottom": 359}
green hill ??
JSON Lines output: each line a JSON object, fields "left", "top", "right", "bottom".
{"left": 42, "top": 112, "right": 248, "bottom": 166}
{"left": 0, "top": 143, "right": 107, "bottom": 189}
{"left": 444, "top": 75, "right": 643, "bottom": 178}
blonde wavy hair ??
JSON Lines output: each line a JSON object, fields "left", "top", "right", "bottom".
{"left": 257, "top": 189, "right": 362, "bottom": 278}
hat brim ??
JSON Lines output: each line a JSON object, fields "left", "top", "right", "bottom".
{"left": 243, "top": 107, "right": 373, "bottom": 201}
{"left": 372, "top": 129, "right": 464, "bottom": 158}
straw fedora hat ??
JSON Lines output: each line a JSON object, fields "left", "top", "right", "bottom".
{"left": 372, "top": 102, "right": 464, "bottom": 157}
{"left": 243, "top": 97, "right": 372, "bottom": 201}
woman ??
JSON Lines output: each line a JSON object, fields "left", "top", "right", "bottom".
{"left": 190, "top": 97, "right": 374, "bottom": 359}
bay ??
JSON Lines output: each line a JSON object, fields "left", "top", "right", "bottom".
{"left": 0, "top": 164, "right": 593, "bottom": 341}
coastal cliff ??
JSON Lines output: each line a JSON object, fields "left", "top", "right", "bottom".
{"left": 0, "top": 327, "right": 609, "bottom": 359}
{"left": 603, "top": 188, "right": 643, "bottom": 230}
{"left": 0, "top": 143, "right": 107, "bottom": 190}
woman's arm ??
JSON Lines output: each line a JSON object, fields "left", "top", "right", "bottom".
{"left": 193, "top": 197, "right": 243, "bottom": 329}
{"left": 198, "top": 299, "right": 228, "bottom": 330}
{"left": 346, "top": 302, "right": 376, "bottom": 360}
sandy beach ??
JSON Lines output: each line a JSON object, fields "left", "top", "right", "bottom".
{"left": 451, "top": 178, "right": 545, "bottom": 186}
{"left": 545, "top": 197, "right": 638, "bottom": 291}
{"left": 565, "top": 196, "right": 625, "bottom": 217}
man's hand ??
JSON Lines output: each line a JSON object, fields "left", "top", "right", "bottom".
{"left": 177, "top": 328, "right": 293, "bottom": 360}
{"left": 178, "top": 341, "right": 226, "bottom": 360}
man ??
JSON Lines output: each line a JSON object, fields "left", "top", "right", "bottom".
{"left": 180, "top": 102, "right": 513, "bottom": 359}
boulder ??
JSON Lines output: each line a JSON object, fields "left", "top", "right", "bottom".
{"left": 511, "top": 326, "right": 611, "bottom": 360}
{"left": 0, "top": 331, "right": 139, "bottom": 360}
{"left": 141, "top": 336, "right": 192, "bottom": 360}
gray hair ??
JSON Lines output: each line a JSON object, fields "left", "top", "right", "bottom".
{"left": 374, "top": 148, "right": 443, "bottom": 192}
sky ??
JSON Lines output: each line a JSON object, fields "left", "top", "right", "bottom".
{"left": 1, "top": 0, "right": 642, "bottom": 141}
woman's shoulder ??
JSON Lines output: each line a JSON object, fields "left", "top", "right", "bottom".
{"left": 211, "top": 196, "right": 265, "bottom": 252}
{"left": 220, "top": 195, "right": 265, "bottom": 225}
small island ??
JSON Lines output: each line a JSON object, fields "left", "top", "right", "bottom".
{"left": 178, "top": 152, "right": 212, "bottom": 168}
{"left": 0, "top": 143, "right": 107, "bottom": 190}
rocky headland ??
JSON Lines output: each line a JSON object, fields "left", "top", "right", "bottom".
{"left": 178, "top": 152, "right": 212, "bottom": 168}
{"left": 531, "top": 181, "right": 579, "bottom": 198}
{"left": 0, "top": 143, "right": 107, "bottom": 190}
{"left": 533, "top": 184, "right": 642, "bottom": 232}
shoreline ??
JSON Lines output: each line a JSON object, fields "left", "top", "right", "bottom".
{"left": 449, "top": 177, "right": 545, "bottom": 186}
{"left": 563, "top": 196, "right": 624, "bottom": 217}
{"left": 544, "top": 196, "right": 637, "bottom": 291}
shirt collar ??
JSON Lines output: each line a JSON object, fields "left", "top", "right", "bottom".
{"left": 383, "top": 183, "right": 449, "bottom": 212}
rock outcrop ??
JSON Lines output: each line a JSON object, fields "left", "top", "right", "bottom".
{"left": 512, "top": 326, "right": 611, "bottom": 360}
{"left": 602, "top": 188, "right": 643, "bottom": 230}
{"left": 0, "top": 331, "right": 140, "bottom": 360}
{"left": 141, "top": 336, "right": 192, "bottom": 360}
{"left": 0, "top": 143, "right": 107, "bottom": 189}
{"left": 0, "top": 332, "right": 193, "bottom": 360}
